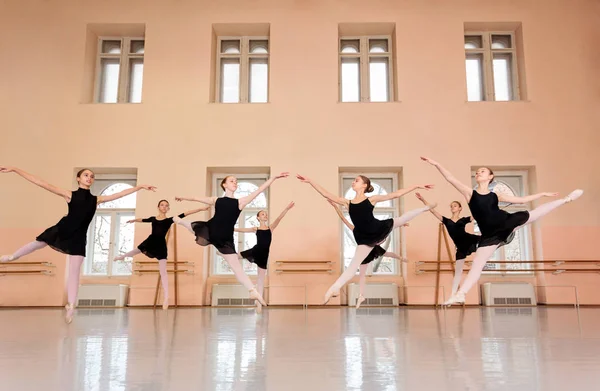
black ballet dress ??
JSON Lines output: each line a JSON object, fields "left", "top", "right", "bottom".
{"left": 442, "top": 216, "right": 480, "bottom": 260}
{"left": 348, "top": 198, "right": 394, "bottom": 247}
{"left": 36, "top": 187, "right": 97, "bottom": 257}
{"left": 361, "top": 245, "right": 388, "bottom": 265}
{"left": 191, "top": 197, "right": 240, "bottom": 254}
{"left": 469, "top": 191, "right": 529, "bottom": 248}
{"left": 240, "top": 229, "right": 271, "bottom": 270}
{"left": 137, "top": 213, "right": 185, "bottom": 260}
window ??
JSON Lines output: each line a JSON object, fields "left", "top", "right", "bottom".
{"left": 212, "top": 174, "right": 269, "bottom": 274}
{"left": 339, "top": 36, "right": 394, "bottom": 102}
{"left": 464, "top": 32, "right": 519, "bottom": 101}
{"left": 215, "top": 37, "right": 269, "bottom": 103}
{"left": 471, "top": 171, "right": 532, "bottom": 272}
{"left": 95, "top": 38, "right": 145, "bottom": 103}
{"left": 85, "top": 177, "right": 137, "bottom": 276}
{"left": 340, "top": 174, "right": 399, "bottom": 274}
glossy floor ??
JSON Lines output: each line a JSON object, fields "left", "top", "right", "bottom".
{"left": 0, "top": 306, "right": 599, "bottom": 391}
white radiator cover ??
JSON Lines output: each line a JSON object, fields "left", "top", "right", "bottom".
{"left": 77, "top": 284, "right": 129, "bottom": 307}
{"left": 211, "top": 284, "right": 256, "bottom": 307}
{"left": 481, "top": 282, "right": 537, "bottom": 306}
{"left": 347, "top": 283, "right": 399, "bottom": 307}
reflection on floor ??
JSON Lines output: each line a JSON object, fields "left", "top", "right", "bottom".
{"left": 1, "top": 307, "right": 599, "bottom": 391}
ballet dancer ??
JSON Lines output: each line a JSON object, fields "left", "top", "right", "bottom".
{"left": 415, "top": 192, "right": 480, "bottom": 297}
{"left": 0, "top": 166, "right": 156, "bottom": 322}
{"left": 235, "top": 201, "right": 295, "bottom": 313}
{"left": 174, "top": 173, "right": 289, "bottom": 306}
{"left": 113, "top": 199, "right": 208, "bottom": 310}
{"left": 296, "top": 173, "right": 435, "bottom": 304}
{"left": 327, "top": 200, "right": 407, "bottom": 309}
{"left": 420, "top": 157, "right": 583, "bottom": 306}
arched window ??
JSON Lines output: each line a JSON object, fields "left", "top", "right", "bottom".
{"left": 340, "top": 174, "right": 400, "bottom": 274}
{"left": 85, "top": 177, "right": 137, "bottom": 276}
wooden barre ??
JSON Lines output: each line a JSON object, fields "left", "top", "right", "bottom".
{"left": 275, "top": 269, "right": 333, "bottom": 274}
{"left": 0, "top": 270, "right": 53, "bottom": 275}
{"left": 134, "top": 269, "right": 192, "bottom": 274}
{"left": 416, "top": 260, "right": 600, "bottom": 264}
{"left": 135, "top": 261, "right": 192, "bottom": 265}
{"left": 0, "top": 262, "right": 54, "bottom": 266}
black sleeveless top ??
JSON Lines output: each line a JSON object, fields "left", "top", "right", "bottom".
{"left": 348, "top": 198, "right": 394, "bottom": 246}
{"left": 442, "top": 216, "right": 479, "bottom": 260}
{"left": 36, "top": 188, "right": 98, "bottom": 256}
{"left": 469, "top": 191, "right": 529, "bottom": 248}
{"left": 240, "top": 228, "right": 272, "bottom": 270}
{"left": 137, "top": 213, "right": 185, "bottom": 259}
{"left": 191, "top": 197, "right": 241, "bottom": 254}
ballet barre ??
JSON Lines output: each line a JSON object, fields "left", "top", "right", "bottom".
{"left": 0, "top": 262, "right": 55, "bottom": 267}
{"left": 0, "top": 270, "right": 53, "bottom": 276}
{"left": 416, "top": 260, "right": 600, "bottom": 266}
{"left": 415, "top": 269, "right": 600, "bottom": 275}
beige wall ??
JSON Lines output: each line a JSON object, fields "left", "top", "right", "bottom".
{"left": 1, "top": 0, "right": 599, "bottom": 307}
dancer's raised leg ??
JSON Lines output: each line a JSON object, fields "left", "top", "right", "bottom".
{"left": 324, "top": 245, "right": 373, "bottom": 304}
{"left": 444, "top": 245, "right": 498, "bottom": 306}
{"left": 524, "top": 189, "right": 583, "bottom": 226}
{"left": 392, "top": 205, "right": 436, "bottom": 228}
{"left": 1, "top": 241, "right": 47, "bottom": 262}
{"left": 222, "top": 253, "right": 267, "bottom": 306}
{"left": 114, "top": 248, "right": 141, "bottom": 262}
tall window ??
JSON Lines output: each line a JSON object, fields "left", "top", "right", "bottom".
{"left": 464, "top": 32, "right": 519, "bottom": 102}
{"left": 216, "top": 37, "right": 269, "bottom": 103}
{"left": 95, "top": 37, "right": 145, "bottom": 103}
{"left": 212, "top": 174, "right": 269, "bottom": 275}
{"left": 85, "top": 177, "right": 137, "bottom": 276}
{"left": 339, "top": 36, "right": 394, "bottom": 102}
{"left": 471, "top": 171, "right": 532, "bottom": 272}
{"left": 340, "top": 174, "right": 399, "bottom": 274}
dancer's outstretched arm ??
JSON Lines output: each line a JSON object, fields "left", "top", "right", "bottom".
{"left": 181, "top": 206, "right": 210, "bottom": 217}
{"left": 415, "top": 193, "right": 444, "bottom": 222}
{"left": 370, "top": 184, "right": 433, "bottom": 204}
{"left": 421, "top": 157, "right": 472, "bottom": 200}
{"left": 234, "top": 227, "right": 257, "bottom": 233}
{"left": 239, "top": 172, "right": 289, "bottom": 209}
{"left": 270, "top": 201, "right": 295, "bottom": 231}
{"left": 328, "top": 200, "right": 354, "bottom": 230}
{"left": 98, "top": 185, "right": 156, "bottom": 204}
{"left": 296, "top": 174, "right": 348, "bottom": 206}
{"left": 174, "top": 196, "right": 217, "bottom": 206}
{"left": 126, "top": 218, "right": 146, "bottom": 223}
{"left": 0, "top": 166, "right": 70, "bottom": 201}
{"left": 498, "top": 192, "right": 558, "bottom": 204}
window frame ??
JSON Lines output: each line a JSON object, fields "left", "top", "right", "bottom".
{"left": 339, "top": 173, "right": 400, "bottom": 275}
{"left": 215, "top": 36, "right": 270, "bottom": 104}
{"left": 338, "top": 35, "right": 394, "bottom": 103}
{"left": 94, "top": 36, "right": 145, "bottom": 104}
{"left": 211, "top": 173, "right": 269, "bottom": 275}
{"left": 471, "top": 170, "right": 533, "bottom": 274}
{"left": 84, "top": 176, "right": 137, "bottom": 277}
{"left": 464, "top": 31, "right": 520, "bottom": 101}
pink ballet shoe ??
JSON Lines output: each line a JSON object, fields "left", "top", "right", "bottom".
{"left": 255, "top": 300, "right": 263, "bottom": 314}
{"left": 65, "top": 303, "right": 75, "bottom": 324}
{"left": 162, "top": 300, "right": 169, "bottom": 310}
{"left": 443, "top": 291, "right": 465, "bottom": 307}
{"left": 355, "top": 295, "right": 366, "bottom": 309}
{"left": 323, "top": 287, "right": 340, "bottom": 305}
{"left": 565, "top": 189, "right": 583, "bottom": 203}
{"left": 250, "top": 288, "right": 267, "bottom": 306}
{"left": 0, "top": 255, "right": 14, "bottom": 263}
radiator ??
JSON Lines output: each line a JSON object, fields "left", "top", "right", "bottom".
{"left": 211, "top": 284, "right": 256, "bottom": 307}
{"left": 77, "top": 284, "right": 129, "bottom": 307}
{"left": 347, "top": 283, "right": 399, "bottom": 307}
{"left": 481, "top": 282, "right": 537, "bottom": 306}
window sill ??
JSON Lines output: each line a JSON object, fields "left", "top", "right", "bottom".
{"left": 209, "top": 102, "right": 270, "bottom": 105}
{"left": 465, "top": 100, "right": 531, "bottom": 104}
{"left": 337, "top": 101, "right": 401, "bottom": 104}
{"left": 81, "top": 102, "right": 144, "bottom": 105}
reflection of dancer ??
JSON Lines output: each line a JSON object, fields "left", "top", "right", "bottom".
{"left": 235, "top": 201, "right": 295, "bottom": 314}
{"left": 297, "top": 173, "right": 434, "bottom": 304}
{"left": 113, "top": 199, "right": 207, "bottom": 310}
{"left": 421, "top": 157, "right": 583, "bottom": 306}
{"left": 415, "top": 193, "right": 479, "bottom": 297}
{"left": 174, "top": 173, "right": 289, "bottom": 306}
{"left": 328, "top": 200, "right": 407, "bottom": 309}
{"left": 0, "top": 166, "right": 156, "bottom": 322}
